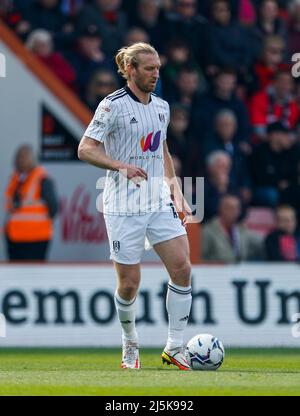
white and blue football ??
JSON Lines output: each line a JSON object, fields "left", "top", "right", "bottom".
{"left": 185, "top": 333, "right": 225, "bottom": 371}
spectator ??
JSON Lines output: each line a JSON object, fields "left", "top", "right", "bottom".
{"left": 167, "top": 104, "right": 192, "bottom": 178}
{"left": 163, "top": 0, "right": 210, "bottom": 69}
{"left": 83, "top": 69, "right": 119, "bottom": 111}
{"left": 249, "top": 122, "right": 300, "bottom": 207}
{"left": 203, "top": 109, "right": 241, "bottom": 155}
{"left": 238, "top": 0, "right": 256, "bottom": 26}
{"left": 23, "top": 0, "right": 72, "bottom": 44}
{"left": 296, "top": 81, "right": 300, "bottom": 113}
{"left": 288, "top": 0, "right": 300, "bottom": 56}
{"left": 249, "top": 70, "right": 299, "bottom": 142}
{"left": 166, "top": 65, "right": 202, "bottom": 108}
{"left": 60, "top": 0, "right": 85, "bottom": 16}
{"left": 198, "top": 0, "right": 240, "bottom": 19}
{"left": 0, "top": 0, "right": 28, "bottom": 35}
{"left": 77, "top": 0, "right": 128, "bottom": 57}
{"left": 203, "top": 151, "right": 232, "bottom": 220}
{"left": 124, "top": 27, "right": 150, "bottom": 46}
{"left": 265, "top": 205, "right": 300, "bottom": 261}
{"left": 207, "top": 0, "right": 252, "bottom": 78}
{"left": 4, "top": 145, "right": 58, "bottom": 261}
{"left": 192, "top": 68, "right": 250, "bottom": 147}
{"left": 161, "top": 39, "right": 206, "bottom": 98}
{"left": 203, "top": 110, "right": 252, "bottom": 205}
{"left": 202, "top": 194, "right": 263, "bottom": 263}
{"left": 250, "top": 0, "right": 288, "bottom": 59}
{"left": 26, "top": 29, "right": 76, "bottom": 90}
{"left": 252, "top": 35, "right": 288, "bottom": 91}
{"left": 129, "top": 0, "right": 165, "bottom": 51}
{"left": 65, "top": 24, "right": 113, "bottom": 98}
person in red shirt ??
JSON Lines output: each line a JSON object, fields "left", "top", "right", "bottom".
{"left": 26, "top": 28, "right": 77, "bottom": 90}
{"left": 253, "top": 34, "right": 289, "bottom": 91}
{"left": 249, "top": 69, "right": 299, "bottom": 142}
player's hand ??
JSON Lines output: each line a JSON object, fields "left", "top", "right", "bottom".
{"left": 182, "top": 204, "right": 197, "bottom": 227}
{"left": 173, "top": 197, "right": 196, "bottom": 227}
{"left": 119, "top": 164, "right": 148, "bottom": 187}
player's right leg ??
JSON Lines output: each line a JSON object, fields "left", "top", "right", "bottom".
{"left": 104, "top": 214, "right": 146, "bottom": 369}
{"left": 114, "top": 261, "right": 141, "bottom": 369}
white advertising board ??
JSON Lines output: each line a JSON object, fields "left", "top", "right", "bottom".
{"left": 0, "top": 264, "right": 299, "bottom": 347}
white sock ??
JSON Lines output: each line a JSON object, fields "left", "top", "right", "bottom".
{"left": 166, "top": 281, "right": 192, "bottom": 351}
{"left": 114, "top": 290, "right": 138, "bottom": 343}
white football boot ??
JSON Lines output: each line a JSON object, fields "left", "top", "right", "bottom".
{"left": 121, "top": 340, "right": 141, "bottom": 369}
{"left": 162, "top": 347, "right": 191, "bottom": 371}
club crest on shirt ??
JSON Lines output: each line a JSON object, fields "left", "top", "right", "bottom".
{"left": 158, "top": 113, "right": 165, "bottom": 123}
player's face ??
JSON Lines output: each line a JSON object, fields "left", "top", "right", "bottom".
{"left": 132, "top": 53, "right": 161, "bottom": 93}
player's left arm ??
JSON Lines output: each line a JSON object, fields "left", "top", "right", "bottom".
{"left": 163, "top": 141, "right": 193, "bottom": 225}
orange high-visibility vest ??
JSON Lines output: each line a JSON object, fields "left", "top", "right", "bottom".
{"left": 5, "top": 166, "right": 53, "bottom": 242}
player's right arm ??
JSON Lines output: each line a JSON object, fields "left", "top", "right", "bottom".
{"left": 78, "top": 97, "right": 147, "bottom": 182}
{"left": 78, "top": 137, "right": 147, "bottom": 182}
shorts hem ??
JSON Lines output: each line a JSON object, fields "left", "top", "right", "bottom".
{"left": 110, "top": 256, "right": 141, "bottom": 265}
{"left": 150, "top": 230, "right": 187, "bottom": 247}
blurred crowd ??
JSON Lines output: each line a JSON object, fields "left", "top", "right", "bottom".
{"left": 1, "top": 0, "right": 300, "bottom": 262}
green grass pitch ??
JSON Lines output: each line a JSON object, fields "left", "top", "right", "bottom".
{"left": 0, "top": 348, "right": 299, "bottom": 396}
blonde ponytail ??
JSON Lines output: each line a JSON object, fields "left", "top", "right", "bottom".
{"left": 115, "top": 42, "right": 158, "bottom": 80}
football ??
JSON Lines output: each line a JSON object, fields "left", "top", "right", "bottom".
{"left": 185, "top": 334, "right": 225, "bottom": 371}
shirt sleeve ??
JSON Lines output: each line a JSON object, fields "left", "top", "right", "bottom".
{"left": 83, "top": 98, "right": 117, "bottom": 143}
{"left": 163, "top": 102, "right": 170, "bottom": 141}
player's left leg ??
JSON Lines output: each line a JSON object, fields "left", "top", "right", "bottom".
{"left": 153, "top": 234, "right": 192, "bottom": 370}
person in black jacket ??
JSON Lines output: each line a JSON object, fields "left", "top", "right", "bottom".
{"left": 76, "top": 0, "right": 128, "bottom": 58}
{"left": 250, "top": 0, "right": 288, "bottom": 60}
{"left": 162, "top": 0, "right": 210, "bottom": 69}
{"left": 65, "top": 25, "right": 114, "bottom": 98}
{"left": 203, "top": 109, "right": 252, "bottom": 206}
{"left": 167, "top": 104, "right": 192, "bottom": 179}
{"left": 191, "top": 68, "right": 250, "bottom": 147}
{"left": 249, "top": 121, "right": 300, "bottom": 208}
{"left": 265, "top": 205, "right": 300, "bottom": 261}
{"left": 206, "top": 0, "right": 253, "bottom": 78}
{"left": 22, "top": 0, "right": 73, "bottom": 47}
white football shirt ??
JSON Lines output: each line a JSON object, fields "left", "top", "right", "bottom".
{"left": 84, "top": 86, "right": 172, "bottom": 215}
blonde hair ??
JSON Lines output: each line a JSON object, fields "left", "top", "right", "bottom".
{"left": 115, "top": 42, "right": 158, "bottom": 80}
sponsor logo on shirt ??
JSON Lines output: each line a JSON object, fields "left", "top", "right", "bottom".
{"left": 100, "top": 106, "right": 111, "bottom": 112}
{"left": 140, "top": 130, "right": 161, "bottom": 152}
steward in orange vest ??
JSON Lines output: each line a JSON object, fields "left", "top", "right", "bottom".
{"left": 5, "top": 145, "right": 58, "bottom": 261}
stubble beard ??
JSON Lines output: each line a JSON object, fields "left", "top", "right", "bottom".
{"left": 135, "top": 76, "right": 156, "bottom": 93}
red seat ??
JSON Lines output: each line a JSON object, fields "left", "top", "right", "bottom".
{"left": 244, "top": 207, "right": 276, "bottom": 237}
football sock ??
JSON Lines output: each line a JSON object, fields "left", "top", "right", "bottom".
{"left": 166, "top": 281, "right": 192, "bottom": 351}
{"left": 114, "top": 290, "right": 138, "bottom": 343}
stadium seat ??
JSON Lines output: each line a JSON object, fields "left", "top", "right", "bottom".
{"left": 244, "top": 207, "right": 276, "bottom": 237}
